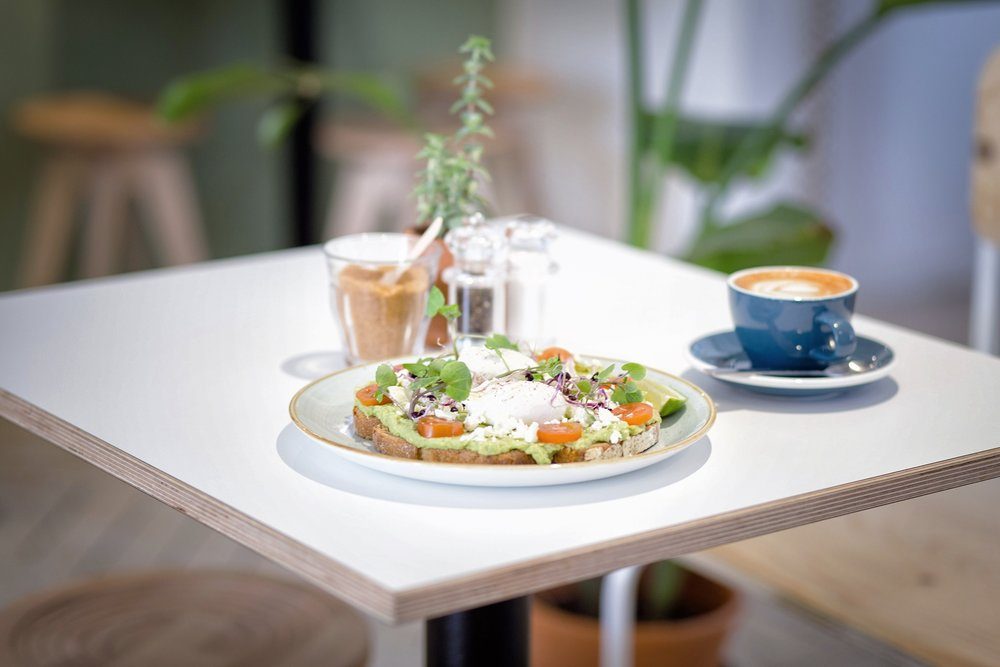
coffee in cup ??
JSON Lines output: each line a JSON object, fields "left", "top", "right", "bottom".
{"left": 727, "top": 266, "right": 858, "bottom": 370}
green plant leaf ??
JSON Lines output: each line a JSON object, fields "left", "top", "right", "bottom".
{"left": 875, "top": 0, "right": 993, "bottom": 16}
{"left": 640, "top": 113, "right": 808, "bottom": 184}
{"left": 158, "top": 64, "right": 293, "bottom": 122}
{"left": 426, "top": 285, "right": 445, "bottom": 318}
{"left": 686, "top": 202, "right": 834, "bottom": 273}
{"left": 256, "top": 101, "right": 304, "bottom": 148}
{"left": 621, "top": 362, "right": 646, "bottom": 381}
{"left": 158, "top": 64, "right": 413, "bottom": 137}
{"left": 485, "top": 333, "right": 518, "bottom": 351}
{"left": 440, "top": 360, "right": 472, "bottom": 401}
{"left": 642, "top": 561, "right": 684, "bottom": 620}
{"left": 374, "top": 363, "right": 397, "bottom": 399}
{"left": 305, "top": 68, "right": 413, "bottom": 128}
{"left": 402, "top": 362, "right": 428, "bottom": 377}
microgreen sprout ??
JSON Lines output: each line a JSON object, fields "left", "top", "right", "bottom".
{"left": 426, "top": 285, "right": 462, "bottom": 356}
{"left": 390, "top": 287, "right": 474, "bottom": 417}
{"left": 374, "top": 363, "right": 398, "bottom": 400}
{"left": 402, "top": 356, "right": 472, "bottom": 417}
{"left": 484, "top": 333, "right": 518, "bottom": 351}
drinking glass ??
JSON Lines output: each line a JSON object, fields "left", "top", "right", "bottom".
{"left": 323, "top": 234, "right": 441, "bottom": 364}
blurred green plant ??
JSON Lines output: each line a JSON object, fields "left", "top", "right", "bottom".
{"left": 626, "top": 0, "right": 995, "bottom": 271}
{"left": 158, "top": 63, "right": 411, "bottom": 148}
{"left": 562, "top": 560, "right": 687, "bottom": 621}
{"left": 158, "top": 37, "right": 496, "bottom": 233}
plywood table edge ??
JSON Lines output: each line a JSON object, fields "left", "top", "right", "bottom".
{"left": 0, "top": 389, "right": 400, "bottom": 623}
{"left": 4, "top": 388, "right": 999, "bottom": 623}
{"left": 393, "top": 448, "right": 1000, "bottom": 620}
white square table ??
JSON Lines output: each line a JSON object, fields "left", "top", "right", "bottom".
{"left": 2, "top": 228, "right": 999, "bottom": 665}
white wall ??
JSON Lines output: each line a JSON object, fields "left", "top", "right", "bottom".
{"left": 820, "top": 2, "right": 1000, "bottom": 340}
{"left": 499, "top": 0, "right": 1000, "bottom": 342}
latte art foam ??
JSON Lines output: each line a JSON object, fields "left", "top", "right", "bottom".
{"left": 749, "top": 279, "right": 825, "bottom": 297}
{"left": 733, "top": 268, "right": 854, "bottom": 299}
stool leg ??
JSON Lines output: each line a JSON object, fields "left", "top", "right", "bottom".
{"left": 970, "top": 238, "right": 1000, "bottom": 355}
{"left": 19, "top": 155, "right": 85, "bottom": 287}
{"left": 324, "top": 162, "right": 394, "bottom": 239}
{"left": 133, "top": 151, "right": 208, "bottom": 266}
{"left": 80, "top": 158, "right": 130, "bottom": 278}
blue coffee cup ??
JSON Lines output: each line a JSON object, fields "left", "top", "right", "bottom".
{"left": 727, "top": 266, "right": 858, "bottom": 370}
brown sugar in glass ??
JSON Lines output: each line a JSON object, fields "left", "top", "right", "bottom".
{"left": 324, "top": 234, "right": 441, "bottom": 363}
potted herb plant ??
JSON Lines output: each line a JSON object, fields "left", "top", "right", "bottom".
{"left": 408, "top": 35, "right": 496, "bottom": 346}
{"left": 531, "top": 561, "right": 740, "bottom": 667}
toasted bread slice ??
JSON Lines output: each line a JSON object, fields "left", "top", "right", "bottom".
{"left": 352, "top": 407, "right": 382, "bottom": 440}
{"left": 355, "top": 410, "right": 659, "bottom": 465}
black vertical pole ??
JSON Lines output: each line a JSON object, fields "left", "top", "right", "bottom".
{"left": 426, "top": 597, "right": 530, "bottom": 667}
{"left": 281, "top": 0, "right": 318, "bottom": 247}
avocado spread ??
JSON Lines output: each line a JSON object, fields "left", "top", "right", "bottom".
{"left": 356, "top": 401, "right": 658, "bottom": 465}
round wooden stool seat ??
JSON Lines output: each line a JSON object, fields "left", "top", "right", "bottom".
{"left": 0, "top": 571, "right": 368, "bottom": 667}
{"left": 13, "top": 92, "right": 199, "bottom": 149}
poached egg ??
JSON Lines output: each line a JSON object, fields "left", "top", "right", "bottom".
{"left": 458, "top": 346, "right": 536, "bottom": 383}
{"left": 464, "top": 380, "right": 568, "bottom": 427}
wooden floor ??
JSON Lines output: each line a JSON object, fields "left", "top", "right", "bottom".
{"left": 707, "top": 479, "right": 1000, "bottom": 667}
{"left": 1, "top": 417, "right": 930, "bottom": 666}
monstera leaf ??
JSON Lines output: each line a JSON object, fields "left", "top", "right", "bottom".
{"left": 686, "top": 202, "right": 834, "bottom": 273}
{"left": 639, "top": 113, "right": 807, "bottom": 184}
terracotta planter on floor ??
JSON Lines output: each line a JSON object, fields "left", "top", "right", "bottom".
{"left": 405, "top": 227, "right": 453, "bottom": 349}
{"left": 531, "top": 569, "right": 740, "bottom": 667}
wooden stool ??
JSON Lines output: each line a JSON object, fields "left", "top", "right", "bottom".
{"left": 13, "top": 93, "right": 208, "bottom": 287}
{"left": 0, "top": 570, "right": 368, "bottom": 667}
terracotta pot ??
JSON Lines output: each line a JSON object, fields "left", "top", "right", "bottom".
{"left": 531, "top": 569, "right": 740, "bottom": 667}
{"left": 405, "top": 227, "right": 454, "bottom": 349}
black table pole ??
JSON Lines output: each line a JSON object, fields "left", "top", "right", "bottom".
{"left": 425, "top": 596, "right": 530, "bottom": 667}
{"left": 280, "top": 0, "right": 319, "bottom": 248}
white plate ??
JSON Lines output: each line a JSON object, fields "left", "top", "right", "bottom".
{"left": 288, "top": 357, "right": 716, "bottom": 487}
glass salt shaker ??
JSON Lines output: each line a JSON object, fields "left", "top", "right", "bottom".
{"left": 504, "top": 215, "right": 557, "bottom": 345}
{"left": 443, "top": 213, "right": 506, "bottom": 337}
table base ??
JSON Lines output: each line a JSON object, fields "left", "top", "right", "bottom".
{"left": 425, "top": 596, "right": 529, "bottom": 667}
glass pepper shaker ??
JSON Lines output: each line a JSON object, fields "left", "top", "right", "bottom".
{"left": 504, "top": 215, "right": 557, "bottom": 345}
{"left": 443, "top": 213, "right": 506, "bottom": 337}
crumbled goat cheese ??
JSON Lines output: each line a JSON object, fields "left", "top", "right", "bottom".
{"left": 570, "top": 406, "right": 592, "bottom": 425}
{"left": 589, "top": 407, "right": 623, "bottom": 431}
{"left": 386, "top": 385, "right": 409, "bottom": 407}
{"left": 460, "top": 419, "right": 539, "bottom": 443}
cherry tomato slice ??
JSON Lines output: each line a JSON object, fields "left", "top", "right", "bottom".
{"left": 537, "top": 422, "right": 583, "bottom": 444}
{"left": 612, "top": 402, "right": 654, "bottom": 426}
{"left": 537, "top": 346, "right": 572, "bottom": 363}
{"left": 416, "top": 416, "right": 465, "bottom": 438}
{"left": 356, "top": 384, "right": 391, "bottom": 407}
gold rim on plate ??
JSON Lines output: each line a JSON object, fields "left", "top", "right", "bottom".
{"left": 288, "top": 357, "right": 717, "bottom": 470}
